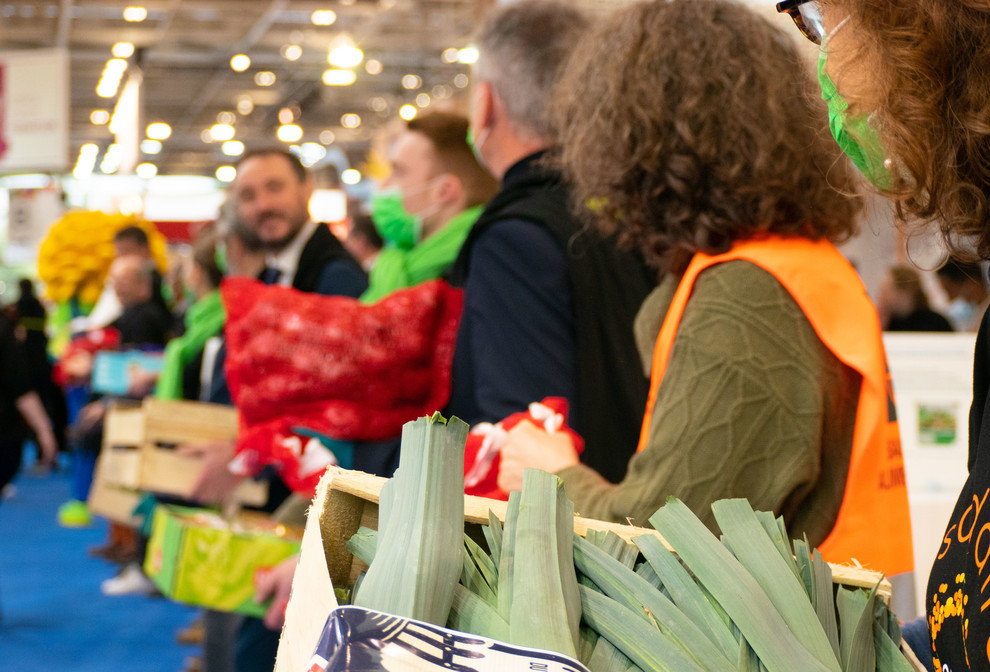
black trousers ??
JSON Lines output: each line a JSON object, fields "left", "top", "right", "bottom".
{"left": 0, "top": 437, "right": 24, "bottom": 494}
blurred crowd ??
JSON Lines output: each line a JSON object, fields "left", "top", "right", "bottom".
{"left": 8, "top": 1, "right": 990, "bottom": 671}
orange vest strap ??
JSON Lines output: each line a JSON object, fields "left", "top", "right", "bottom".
{"left": 638, "top": 236, "right": 913, "bottom": 575}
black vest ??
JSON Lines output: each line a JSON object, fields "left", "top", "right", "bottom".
{"left": 449, "top": 155, "right": 657, "bottom": 483}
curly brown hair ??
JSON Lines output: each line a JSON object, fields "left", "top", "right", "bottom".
{"left": 552, "top": 0, "right": 860, "bottom": 273}
{"left": 827, "top": 0, "right": 990, "bottom": 259}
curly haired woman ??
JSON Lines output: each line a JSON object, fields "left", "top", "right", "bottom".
{"left": 774, "top": 0, "right": 990, "bottom": 668}
{"left": 497, "top": 0, "right": 913, "bottom": 582}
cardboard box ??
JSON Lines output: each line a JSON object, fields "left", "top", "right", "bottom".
{"left": 145, "top": 505, "right": 303, "bottom": 617}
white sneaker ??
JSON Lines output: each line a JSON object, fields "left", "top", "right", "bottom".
{"left": 100, "top": 563, "right": 157, "bottom": 596}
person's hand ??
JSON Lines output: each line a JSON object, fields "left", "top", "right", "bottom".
{"left": 36, "top": 428, "right": 58, "bottom": 470}
{"left": 176, "top": 439, "right": 243, "bottom": 504}
{"left": 63, "top": 351, "right": 94, "bottom": 382}
{"left": 255, "top": 554, "right": 299, "bottom": 631}
{"left": 75, "top": 400, "right": 106, "bottom": 433}
{"left": 126, "top": 369, "right": 159, "bottom": 397}
{"left": 497, "top": 420, "right": 580, "bottom": 493}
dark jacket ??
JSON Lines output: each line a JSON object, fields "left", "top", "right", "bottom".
{"left": 445, "top": 152, "right": 656, "bottom": 483}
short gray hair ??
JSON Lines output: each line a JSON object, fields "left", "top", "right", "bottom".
{"left": 475, "top": 1, "right": 588, "bottom": 141}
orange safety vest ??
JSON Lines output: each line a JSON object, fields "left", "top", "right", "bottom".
{"left": 638, "top": 235, "right": 914, "bottom": 575}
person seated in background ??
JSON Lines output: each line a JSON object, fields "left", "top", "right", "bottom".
{"left": 935, "top": 257, "right": 989, "bottom": 332}
{"left": 343, "top": 213, "right": 383, "bottom": 273}
{"left": 878, "top": 265, "right": 954, "bottom": 332}
{"left": 362, "top": 111, "right": 498, "bottom": 304}
{"left": 446, "top": 1, "right": 656, "bottom": 486}
{"left": 498, "top": 0, "right": 912, "bottom": 583}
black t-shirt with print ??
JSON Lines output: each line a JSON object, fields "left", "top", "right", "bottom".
{"left": 928, "top": 306, "right": 990, "bottom": 671}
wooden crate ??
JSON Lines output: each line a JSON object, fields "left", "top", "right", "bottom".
{"left": 90, "top": 399, "right": 267, "bottom": 521}
{"left": 315, "top": 468, "right": 893, "bottom": 598}
{"left": 276, "top": 467, "right": 923, "bottom": 672}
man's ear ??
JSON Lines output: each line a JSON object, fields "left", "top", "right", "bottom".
{"left": 474, "top": 80, "right": 496, "bottom": 131}
{"left": 438, "top": 173, "right": 466, "bottom": 207}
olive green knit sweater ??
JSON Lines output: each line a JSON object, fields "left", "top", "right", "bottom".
{"left": 558, "top": 260, "right": 860, "bottom": 548}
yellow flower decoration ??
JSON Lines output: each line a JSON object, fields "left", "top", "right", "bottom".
{"left": 37, "top": 211, "right": 169, "bottom": 303}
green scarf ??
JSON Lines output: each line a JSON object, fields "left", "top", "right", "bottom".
{"left": 360, "top": 205, "right": 484, "bottom": 304}
{"left": 155, "top": 290, "right": 226, "bottom": 400}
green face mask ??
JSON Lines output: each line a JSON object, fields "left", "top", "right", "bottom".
{"left": 370, "top": 190, "right": 422, "bottom": 250}
{"left": 817, "top": 42, "right": 892, "bottom": 189}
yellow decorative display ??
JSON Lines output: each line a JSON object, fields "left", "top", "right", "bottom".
{"left": 37, "top": 212, "right": 168, "bottom": 303}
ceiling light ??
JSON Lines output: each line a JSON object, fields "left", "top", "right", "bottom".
{"left": 322, "top": 69, "right": 356, "bottom": 86}
{"left": 454, "top": 74, "right": 469, "bottom": 88}
{"left": 340, "top": 114, "right": 361, "bottom": 129}
{"left": 96, "top": 80, "right": 118, "bottom": 98}
{"left": 365, "top": 59, "right": 383, "bottom": 75}
{"left": 340, "top": 0, "right": 355, "bottom": 6}
{"left": 281, "top": 44, "right": 303, "bottom": 61}
{"left": 90, "top": 110, "right": 110, "bottom": 125}
{"left": 73, "top": 144, "right": 99, "bottom": 179}
{"left": 457, "top": 46, "right": 479, "bottom": 64}
{"left": 341, "top": 169, "right": 361, "bottom": 185}
{"left": 222, "top": 140, "right": 245, "bottom": 156}
{"left": 399, "top": 104, "right": 417, "bottom": 121}
{"left": 401, "top": 74, "right": 422, "bottom": 90}
{"left": 311, "top": 9, "right": 336, "bottom": 26}
{"left": 319, "top": 130, "right": 335, "bottom": 145}
{"left": 255, "top": 71, "right": 276, "bottom": 86}
{"left": 112, "top": 42, "right": 135, "bottom": 58}
{"left": 216, "top": 166, "right": 237, "bottom": 182}
{"left": 136, "top": 163, "right": 158, "bottom": 179}
{"left": 298, "top": 143, "right": 327, "bottom": 167}
{"left": 328, "top": 43, "right": 363, "bottom": 69}
{"left": 278, "top": 108, "right": 295, "bottom": 124}
{"left": 236, "top": 96, "right": 254, "bottom": 115}
{"left": 442, "top": 48, "right": 459, "bottom": 64}
{"left": 97, "top": 58, "right": 127, "bottom": 97}
{"left": 200, "top": 130, "right": 214, "bottom": 143}
{"left": 432, "top": 84, "right": 453, "bottom": 99}
{"left": 101, "top": 144, "right": 121, "bottom": 174}
{"left": 210, "top": 124, "right": 235, "bottom": 141}
{"left": 416, "top": 93, "right": 430, "bottom": 108}
{"left": 230, "top": 54, "right": 251, "bottom": 72}
{"left": 277, "top": 124, "right": 303, "bottom": 143}
{"left": 123, "top": 6, "right": 147, "bottom": 22}
{"left": 146, "top": 122, "right": 171, "bottom": 140}
{"left": 141, "top": 139, "right": 162, "bottom": 154}
{"left": 217, "top": 111, "right": 236, "bottom": 125}
{"left": 370, "top": 97, "right": 388, "bottom": 112}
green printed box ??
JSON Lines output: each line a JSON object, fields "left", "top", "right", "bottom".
{"left": 145, "top": 505, "right": 303, "bottom": 617}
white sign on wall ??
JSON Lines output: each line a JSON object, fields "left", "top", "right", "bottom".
{"left": 0, "top": 49, "right": 70, "bottom": 174}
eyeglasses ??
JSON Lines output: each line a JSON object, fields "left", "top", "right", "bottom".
{"left": 776, "top": 0, "right": 826, "bottom": 44}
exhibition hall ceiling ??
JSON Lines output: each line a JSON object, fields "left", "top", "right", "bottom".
{"left": 0, "top": 0, "right": 493, "bottom": 178}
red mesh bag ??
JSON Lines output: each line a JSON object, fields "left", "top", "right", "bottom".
{"left": 222, "top": 277, "right": 463, "bottom": 489}
{"left": 462, "top": 397, "right": 584, "bottom": 500}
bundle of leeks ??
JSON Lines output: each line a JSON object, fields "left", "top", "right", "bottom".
{"left": 345, "top": 414, "right": 915, "bottom": 672}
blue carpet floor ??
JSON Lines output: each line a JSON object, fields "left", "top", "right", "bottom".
{"left": 0, "top": 464, "right": 198, "bottom": 672}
